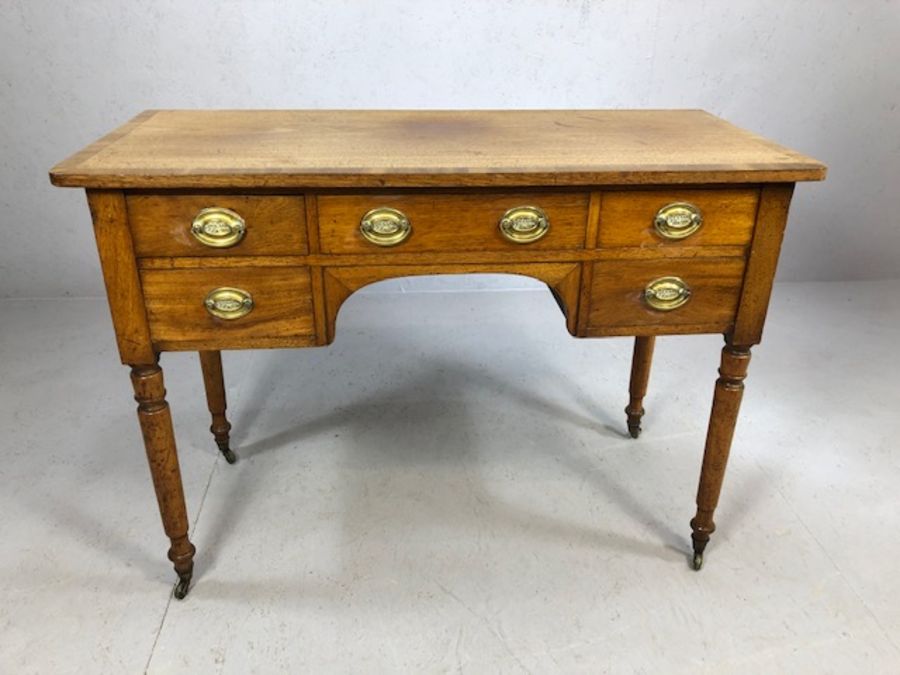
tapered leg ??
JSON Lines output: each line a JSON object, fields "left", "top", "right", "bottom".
{"left": 198, "top": 350, "right": 236, "bottom": 464}
{"left": 130, "top": 363, "right": 197, "bottom": 599}
{"left": 690, "top": 340, "right": 752, "bottom": 570}
{"left": 626, "top": 336, "right": 655, "bottom": 438}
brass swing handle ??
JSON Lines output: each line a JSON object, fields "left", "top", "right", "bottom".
{"left": 204, "top": 287, "right": 254, "bottom": 320}
{"left": 191, "top": 207, "right": 246, "bottom": 248}
{"left": 499, "top": 205, "right": 550, "bottom": 244}
{"left": 654, "top": 202, "right": 703, "bottom": 240}
{"left": 360, "top": 207, "right": 412, "bottom": 246}
{"left": 644, "top": 276, "right": 692, "bottom": 311}
{"left": 359, "top": 205, "right": 551, "bottom": 246}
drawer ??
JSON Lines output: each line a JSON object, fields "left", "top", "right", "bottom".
{"left": 597, "top": 189, "right": 758, "bottom": 248}
{"left": 140, "top": 267, "right": 316, "bottom": 348}
{"left": 586, "top": 258, "right": 745, "bottom": 333}
{"left": 128, "top": 194, "right": 307, "bottom": 256}
{"left": 317, "top": 192, "right": 589, "bottom": 254}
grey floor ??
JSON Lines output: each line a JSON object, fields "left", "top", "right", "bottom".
{"left": 1, "top": 280, "right": 899, "bottom": 674}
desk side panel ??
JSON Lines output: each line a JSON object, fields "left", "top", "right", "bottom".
{"left": 86, "top": 190, "right": 155, "bottom": 364}
{"left": 731, "top": 183, "right": 795, "bottom": 345}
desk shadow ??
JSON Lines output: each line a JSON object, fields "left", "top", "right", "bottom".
{"left": 194, "top": 319, "right": 768, "bottom": 597}
{"left": 194, "top": 352, "right": 700, "bottom": 594}
{"left": 230, "top": 350, "right": 624, "bottom": 460}
{"left": 22, "top": 490, "right": 167, "bottom": 583}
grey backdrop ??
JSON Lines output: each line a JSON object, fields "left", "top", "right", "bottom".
{"left": 2, "top": 0, "right": 898, "bottom": 298}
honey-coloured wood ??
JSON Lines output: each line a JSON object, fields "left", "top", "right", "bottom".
{"left": 128, "top": 193, "right": 307, "bottom": 257}
{"left": 690, "top": 341, "right": 752, "bottom": 570}
{"left": 50, "top": 110, "right": 826, "bottom": 189}
{"left": 50, "top": 110, "right": 827, "bottom": 593}
{"left": 732, "top": 184, "right": 795, "bottom": 345}
{"left": 597, "top": 188, "right": 759, "bottom": 248}
{"left": 586, "top": 258, "right": 746, "bottom": 333}
{"left": 317, "top": 191, "right": 589, "bottom": 254}
{"left": 132, "top": 245, "right": 752, "bottom": 270}
{"left": 198, "top": 351, "right": 235, "bottom": 464}
{"left": 139, "top": 266, "right": 317, "bottom": 350}
{"left": 130, "top": 362, "right": 196, "bottom": 598}
{"left": 85, "top": 190, "right": 155, "bottom": 364}
{"left": 626, "top": 336, "right": 655, "bottom": 438}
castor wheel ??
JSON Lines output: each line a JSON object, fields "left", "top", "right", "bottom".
{"left": 626, "top": 411, "right": 643, "bottom": 439}
{"left": 220, "top": 446, "right": 237, "bottom": 464}
{"left": 692, "top": 552, "right": 704, "bottom": 570}
{"left": 173, "top": 576, "right": 191, "bottom": 600}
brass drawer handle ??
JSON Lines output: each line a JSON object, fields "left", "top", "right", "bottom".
{"left": 360, "top": 207, "right": 411, "bottom": 246}
{"left": 191, "top": 207, "right": 246, "bottom": 248}
{"left": 204, "top": 287, "right": 254, "bottom": 320}
{"left": 644, "top": 276, "right": 692, "bottom": 311}
{"left": 654, "top": 202, "right": 703, "bottom": 240}
{"left": 499, "top": 205, "right": 550, "bottom": 244}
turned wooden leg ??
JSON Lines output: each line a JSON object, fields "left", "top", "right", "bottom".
{"left": 626, "top": 336, "right": 655, "bottom": 438}
{"left": 198, "top": 350, "right": 236, "bottom": 464}
{"left": 690, "top": 340, "right": 752, "bottom": 570}
{"left": 130, "top": 363, "right": 197, "bottom": 599}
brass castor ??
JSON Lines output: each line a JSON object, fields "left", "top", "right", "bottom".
{"left": 626, "top": 409, "right": 643, "bottom": 439}
{"left": 692, "top": 552, "right": 704, "bottom": 570}
{"left": 219, "top": 446, "right": 237, "bottom": 464}
{"left": 174, "top": 575, "right": 191, "bottom": 600}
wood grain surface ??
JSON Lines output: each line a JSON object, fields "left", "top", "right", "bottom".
{"left": 626, "top": 336, "right": 656, "bottom": 438}
{"left": 53, "top": 110, "right": 828, "bottom": 586}
{"left": 140, "top": 266, "right": 316, "bottom": 349}
{"left": 597, "top": 188, "right": 759, "bottom": 248}
{"left": 318, "top": 191, "right": 589, "bottom": 254}
{"left": 732, "top": 184, "right": 795, "bottom": 345}
{"left": 86, "top": 190, "right": 155, "bottom": 364}
{"left": 128, "top": 193, "right": 307, "bottom": 257}
{"left": 198, "top": 350, "right": 234, "bottom": 462}
{"left": 129, "top": 363, "right": 196, "bottom": 597}
{"left": 586, "top": 258, "right": 746, "bottom": 331}
{"left": 50, "top": 110, "right": 826, "bottom": 189}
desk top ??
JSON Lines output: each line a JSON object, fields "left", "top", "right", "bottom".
{"left": 50, "top": 109, "right": 825, "bottom": 189}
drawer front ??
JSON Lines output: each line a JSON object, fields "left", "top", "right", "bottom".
{"left": 597, "top": 189, "right": 758, "bottom": 248}
{"left": 587, "top": 258, "right": 745, "bottom": 332}
{"left": 140, "top": 267, "right": 316, "bottom": 347}
{"left": 128, "top": 194, "right": 308, "bottom": 256}
{"left": 318, "top": 192, "right": 589, "bottom": 254}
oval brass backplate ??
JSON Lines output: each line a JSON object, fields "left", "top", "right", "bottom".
{"left": 204, "top": 287, "right": 254, "bottom": 320}
{"left": 499, "top": 205, "right": 550, "bottom": 244}
{"left": 191, "top": 207, "right": 246, "bottom": 248}
{"left": 360, "top": 207, "right": 412, "bottom": 247}
{"left": 644, "top": 276, "right": 692, "bottom": 311}
{"left": 653, "top": 202, "right": 703, "bottom": 240}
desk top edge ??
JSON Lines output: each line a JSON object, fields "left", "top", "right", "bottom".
{"left": 50, "top": 109, "right": 827, "bottom": 188}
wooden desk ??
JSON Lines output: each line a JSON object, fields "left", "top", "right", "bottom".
{"left": 50, "top": 110, "right": 825, "bottom": 599}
